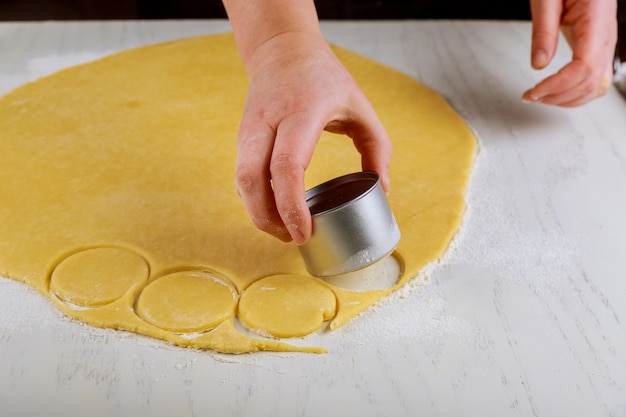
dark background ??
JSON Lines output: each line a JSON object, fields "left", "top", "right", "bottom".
{"left": 0, "top": 0, "right": 624, "bottom": 62}
{"left": 0, "top": 0, "right": 532, "bottom": 20}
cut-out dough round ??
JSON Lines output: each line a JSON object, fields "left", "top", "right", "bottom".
{"left": 0, "top": 33, "right": 476, "bottom": 353}
{"left": 238, "top": 274, "right": 337, "bottom": 338}
{"left": 50, "top": 247, "right": 149, "bottom": 307}
{"left": 136, "top": 270, "right": 237, "bottom": 333}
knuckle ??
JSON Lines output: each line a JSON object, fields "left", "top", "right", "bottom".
{"left": 270, "top": 152, "right": 301, "bottom": 176}
{"left": 234, "top": 165, "right": 256, "bottom": 194}
{"left": 572, "top": 60, "right": 594, "bottom": 80}
{"left": 360, "top": 135, "right": 393, "bottom": 160}
{"left": 581, "top": 80, "right": 597, "bottom": 95}
{"left": 532, "top": 28, "right": 556, "bottom": 40}
{"left": 277, "top": 201, "right": 302, "bottom": 223}
{"left": 380, "top": 136, "right": 393, "bottom": 156}
{"left": 581, "top": 62, "right": 595, "bottom": 79}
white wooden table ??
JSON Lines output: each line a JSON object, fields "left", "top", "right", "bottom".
{"left": 1, "top": 20, "right": 625, "bottom": 417}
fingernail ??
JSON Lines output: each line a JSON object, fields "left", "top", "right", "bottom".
{"left": 532, "top": 50, "right": 548, "bottom": 69}
{"left": 522, "top": 88, "right": 546, "bottom": 102}
{"left": 286, "top": 224, "right": 306, "bottom": 246}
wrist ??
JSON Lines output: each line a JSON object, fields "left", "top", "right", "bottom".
{"left": 243, "top": 31, "right": 330, "bottom": 78}
{"left": 223, "top": 0, "right": 324, "bottom": 73}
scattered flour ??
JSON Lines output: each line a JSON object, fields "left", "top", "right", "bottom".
{"left": 0, "top": 84, "right": 586, "bottom": 356}
{"left": 0, "top": 279, "right": 64, "bottom": 332}
{"left": 328, "top": 121, "right": 586, "bottom": 349}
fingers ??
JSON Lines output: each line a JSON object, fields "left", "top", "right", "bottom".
{"left": 529, "top": 0, "right": 562, "bottom": 69}
{"left": 269, "top": 112, "right": 323, "bottom": 245}
{"left": 235, "top": 89, "right": 328, "bottom": 245}
{"left": 233, "top": 37, "right": 392, "bottom": 245}
{"left": 340, "top": 96, "right": 392, "bottom": 193}
{"left": 524, "top": 0, "right": 617, "bottom": 107}
{"left": 235, "top": 124, "right": 293, "bottom": 242}
{"left": 523, "top": 59, "right": 613, "bottom": 107}
{"left": 237, "top": 106, "right": 391, "bottom": 246}
{"left": 236, "top": 103, "right": 391, "bottom": 245}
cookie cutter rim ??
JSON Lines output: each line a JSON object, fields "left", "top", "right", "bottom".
{"left": 298, "top": 171, "right": 401, "bottom": 277}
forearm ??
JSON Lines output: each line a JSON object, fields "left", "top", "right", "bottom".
{"left": 222, "top": 0, "right": 323, "bottom": 72}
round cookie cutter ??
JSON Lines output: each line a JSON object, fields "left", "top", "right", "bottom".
{"left": 298, "top": 171, "right": 401, "bottom": 277}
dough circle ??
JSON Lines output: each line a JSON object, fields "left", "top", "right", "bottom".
{"left": 50, "top": 247, "right": 149, "bottom": 307}
{"left": 0, "top": 33, "right": 476, "bottom": 353}
{"left": 238, "top": 274, "right": 336, "bottom": 338}
{"left": 136, "top": 270, "right": 237, "bottom": 333}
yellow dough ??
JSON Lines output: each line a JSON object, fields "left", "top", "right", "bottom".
{"left": 0, "top": 33, "right": 476, "bottom": 353}
{"left": 50, "top": 247, "right": 150, "bottom": 307}
{"left": 238, "top": 274, "right": 336, "bottom": 338}
{"left": 136, "top": 270, "right": 238, "bottom": 333}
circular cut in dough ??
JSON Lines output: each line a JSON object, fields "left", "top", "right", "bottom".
{"left": 0, "top": 33, "right": 476, "bottom": 353}
{"left": 323, "top": 253, "right": 403, "bottom": 291}
{"left": 136, "top": 270, "right": 238, "bottom": 333}
{"left": 50, "top": 247, "right": 149, "bottom": 307}
{"left": 238, "top": 274, "right": 337, "bottom": 338}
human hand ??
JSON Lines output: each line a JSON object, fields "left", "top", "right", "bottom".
{"left": 523, "top": 0, "right": 618, "bottom": 107}
{"left": 234, "top": 32, "right": 392, "bottom": 245}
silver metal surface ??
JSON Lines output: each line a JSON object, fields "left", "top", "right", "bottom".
{"left": 298, "top": 171, "right": 401, "bottom": 277}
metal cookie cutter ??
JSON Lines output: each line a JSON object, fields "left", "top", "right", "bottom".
{"left": 298, "top": 171, "right": 401, "bottom": 277}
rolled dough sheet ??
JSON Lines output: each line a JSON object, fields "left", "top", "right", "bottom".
{"left": 0, "top": 33, "right": 476, "bottom": 353}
